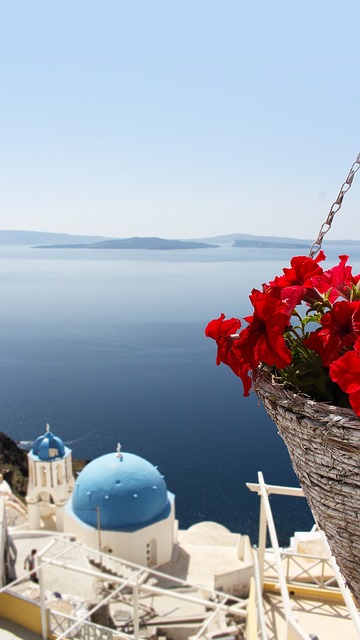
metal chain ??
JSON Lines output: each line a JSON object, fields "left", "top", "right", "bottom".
{"left": 309, "top": 152, "right": 360, "bottom": 258}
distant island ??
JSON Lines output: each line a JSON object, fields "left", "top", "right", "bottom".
{"left": 34, "top": 237, "right": 218, "bottom": 250}
{"left": 1, "top": 230, "right": 359, "bottom": 250}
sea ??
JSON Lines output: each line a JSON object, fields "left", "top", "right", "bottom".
{"left": 2, "top": 242, "right": 360, "bottom": 544}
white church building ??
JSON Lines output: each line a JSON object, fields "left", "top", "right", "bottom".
{"left": 26, "top": 424, "right": 74, "bottom": 532}
{"left": 25, "top": 425, "right": 176, "bottom": 567}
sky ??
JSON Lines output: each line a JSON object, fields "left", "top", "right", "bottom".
{"left": 0, "top": 1, "right": 359, "bottom": 240}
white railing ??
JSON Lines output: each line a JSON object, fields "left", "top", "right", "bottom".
{"left": 247, "top": 473, "right": 319, "bottom": 640}
{"left": 252, "top": 548, "right": 268, "bottom": 640}
{"left": 248, "top": 472, "right": 360, "bottom": 639}
{"left": 50, "top": 609, "right": 131, "bottom": 639}
{"left": 264, "top": 549, "right": 338, "bottom": 591}
{"left": 36, "top": 537, "right": 248, "bottom": 640}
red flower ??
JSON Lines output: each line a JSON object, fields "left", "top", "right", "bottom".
{"left": 237, "top": 290, "right": 292, "bottom": 370}
{"left": 313, "top": 255, "right": 360, "bottom": 302}
{"left": 268, "top": 252, "right": 325, "bottom": 312}
{"left": 205, "top": 314, "right": 252, "bottom": 396}
{"left": 225, "top": 344, "right": 252, "bottom": 396}
{"left": 206, "top": 253, "right": 360, "bottom": 414}
{"left": 205, "top": 314, "right": 241, "bottom": 365}
{"left": 330, "top": 339, "right": 360, "bottom": 415}
{"left": 305, "top": 300, "right": 360, "bottom": 367}
{"left": 270, "top": 252, "right": 325, "bottom": 288}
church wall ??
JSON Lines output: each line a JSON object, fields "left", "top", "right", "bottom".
{"left": 62, "top": 508, "right": 98, "bottom": 548}
{"left": 63, "top": 504, "right": 175, "bottom": 567}
{"left": 101, "top": 514, "right": 175, "bottom": 567}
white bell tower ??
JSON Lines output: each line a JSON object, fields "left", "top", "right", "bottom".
{"left": 26, "top": 424, "right": 75, "bottom": 531}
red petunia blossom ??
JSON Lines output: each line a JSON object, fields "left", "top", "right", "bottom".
{"left": 225, "top": 343, "right": 252, "bottom": 396}
{"left": 205, "top": 314, "right": 252, "bottom": 396}
{"left": 205, "top": 314, "right": 241, "bottom": 365}
{"left": 305, "top": 300, "right": 360, "bottom": 367}
{"left": 330, "top": 339, "right": 360, "bottom": 415}
{"left": 268, "top": 252, "right": 326, "bottom": 313}
{"left": 280, "top": 286, "right": 308, "bottom": 315}
{"left": 312, "top": 254, "right": 360, "bottom": 302}
{"left": 206, "top": 253, "right": 360, "bottom": 414}
{"left": 237, "top": 290, "right": 292, "bottom": 370}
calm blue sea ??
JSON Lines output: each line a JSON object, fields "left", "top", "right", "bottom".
{"left": 1, "top": 243, "right": 360, "bottom": 543}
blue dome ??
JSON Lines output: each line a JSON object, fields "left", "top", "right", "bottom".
{"left": 71, "top": 451, "right": 171, "bottom": 532}
{"left": 31, "top": 428, "right": 66, "bottom": 461}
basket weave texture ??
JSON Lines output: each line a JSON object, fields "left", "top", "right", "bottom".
{"left": 253, "top": 367, "right": 360, "bottom": 605}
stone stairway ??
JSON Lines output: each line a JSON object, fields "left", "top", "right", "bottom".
{"left": 87, "top": 550, "right": 143, "bottom": 583}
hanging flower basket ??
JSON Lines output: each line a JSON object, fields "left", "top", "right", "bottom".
{"left": 206, "top": 154, "right": 360, "bottom": 604}
{"left": 253, "top": 366, "right": 360, "bottom": 603}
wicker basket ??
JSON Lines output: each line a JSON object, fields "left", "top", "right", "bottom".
{"left": 253, "top": 367, "right": 360, "bottom": 605}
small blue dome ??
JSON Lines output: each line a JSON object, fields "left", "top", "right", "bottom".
{"left": 31, "top": 427, "right": 66, "bottom": 461}
{"left": 71, "top": 451, "right": 171, "bottom": 532}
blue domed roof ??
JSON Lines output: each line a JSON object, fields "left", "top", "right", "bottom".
{"left": 71, "top": 450, "right": 171, "bottom": 532}
{"left": 31, "top": 426, "right": 66, "bottom": 461}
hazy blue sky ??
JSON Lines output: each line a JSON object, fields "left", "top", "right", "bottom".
{"left": 1, "top": 1, "right": 359, "bottom": 240}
